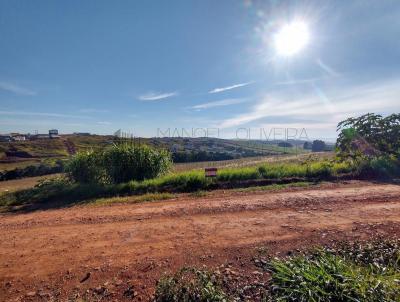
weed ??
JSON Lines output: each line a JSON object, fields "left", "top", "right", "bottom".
{"left": 190, "top": 190, "right": 208, "bottom": 197}
{"left": 155, "top": 267, "right": 227, "bottom": 302}
{"left": 267, "top": 241, "right": 400, "bottom": 302}
{"left": 89, "top": 192, "right": 176, "bottom": 206}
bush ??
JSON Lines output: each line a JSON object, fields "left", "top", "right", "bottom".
{"left": 305, "top": 162, "right": 332, "bottom": 178}
{"left": 66, "top": 150, "right": 106, "bottom": 184}
{"left": 311, "top": 140, "right": 326, "bottom": 152}
{"left": 155, "top": 268, "right": 227, "bottom": 302}
{"left": 103, "top": 144, "right": 172, "bottom": 183}
{"left": 268, "top": 248, "right": 400, "bottom": 301}
{"left": 337, "top": 113, "right": 400, "bottom": 159}
{"left": 355, "top": 156, "right": 400, "bottom": 179}
{"left": 67, "top": 144, "right": 172, "bottom": 184}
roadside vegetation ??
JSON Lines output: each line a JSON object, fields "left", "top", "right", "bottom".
{"left": 0, "top": 113, "right": 399, "bottom": 211}
{"left": 0, "top": 158, "right": 355, "bottom": 210}
{"left": 66, "top": 143, "right": 172, "bottom": 184}
{"left": 154, "top": 240, "right": 400, "bottom": 301}
{"left": 155, "top": 268, "right": 228, "bottom": 302}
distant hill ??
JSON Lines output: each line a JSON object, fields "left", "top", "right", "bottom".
{"left": 0, "top": 134, "right": 311, "bottom": 163}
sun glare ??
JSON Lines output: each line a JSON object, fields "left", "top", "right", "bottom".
{"left": 274, "top": 21, "right": 310, "bottom": 56}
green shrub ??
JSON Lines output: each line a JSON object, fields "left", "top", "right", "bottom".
{"left": 102, "top": 143, "right": 172, "bottom": 183}
{"left": 331, "top": 161, "right": 354, "bottom": 175}
{"left": 67, "top": 144, "right": 172, "bottom": 184}
{"left": 355, "top": 156, "right": 400, "bottom": 178}
{"left": 268, "top": 249, "right": 400, "bottom": 301}
{"left": 155, "top": 268, "right": 227, "bottom": 302}
{"left": 305, "top": 162, "right": 332, "bottom": 178}
{"left": 66, "top": 150, "right": 106, "bottom": 184}
{"left": 332, "top": 240, "right": 400, "bottom": 272}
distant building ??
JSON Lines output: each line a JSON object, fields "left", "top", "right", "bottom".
{"left": 47, "top": 129, "right": 60, "bottom": 139}
{"left": 12, "top": 135, "right": 26, "bottom": 141}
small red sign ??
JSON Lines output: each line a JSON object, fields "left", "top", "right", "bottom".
{"left": 205, "top": 167, "right": 218, "bottom": 177}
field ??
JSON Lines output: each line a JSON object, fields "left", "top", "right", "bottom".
{"left": 0, "top": 174, "right": 60, "bottom": 193}
{"left": 0, "top": 139, "right": 399, "bottom": 301}
{"left": 173, "top": 152, "right": 332, "bottom": 171}
{"left": 0, "top": 135, "right": 313, "bottom": 172}
{"left": 1, "top": 181, "right": 399, "bottom": 301}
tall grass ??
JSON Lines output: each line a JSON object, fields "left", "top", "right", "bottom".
{"left": 267, "top": 242, "right": 400, "bottom": 301}
{"left": 66, "top": 143, "right": 172, "bottom": 184}
{"left": 2, "top": 158, "right": 397, "bottom": 210}
{"left": 154, "top": 240, "right": 400, "bottom": 302}
{"left": 216, "top": 160, "right": 354, "bottom": 182}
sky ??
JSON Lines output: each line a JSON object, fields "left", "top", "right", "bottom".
{"left": 0, "top": 0, "right": 399, "bottom": 141}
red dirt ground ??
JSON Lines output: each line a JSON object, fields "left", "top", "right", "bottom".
{"left": 1, "top": 181, "right": 400, "bottom": 301}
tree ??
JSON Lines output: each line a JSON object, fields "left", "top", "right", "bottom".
{"left": 303, "top": 142, "right": 312, "bottom": 150}
{"left": 278, "top": 141, "right": 293, "bottom": 148}
{"left": 312, "top": 140, "right": 326, "bottom": 152}
{"left": 336, "top": 113, "right": 400, "bottom": 159}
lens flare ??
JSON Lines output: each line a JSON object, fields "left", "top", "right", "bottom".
{"left": 274, "top": 21, "right": 310, "bottom": 56}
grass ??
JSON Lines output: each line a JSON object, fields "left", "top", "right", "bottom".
{"left": 155, "top": 267, "right": 227, "bottom": 302}
{"left": 154, "top": 240, "right": 400, "bottom": 302}
{"left": 3, "top": 156, "right": 397, "bottom": 212}
{"left": 0, "top": 160, "right": 355, "bottom": 211}
{"left": 233, "top": 181, "right": 314, "bottom": 192}
{"left": 0, "top": 139, "right": 68, "bottom": 157}
{"left": 190, "top": 190, "right": 208, "bottom": 197}
{"left": 0, "top": 174, "right": 61, "bottom": 193}
{"left": 266, "top": 241, "right": 400, "bottom": 301}
{"left": 173, "top": 152, "right": 333, "bottom": 172}
{"left": 88, "top": 192, "right": 176, "bottom": 206}
{"left": 0, "top": 159, "right": 42, "bottom": 172}
{"left": 216, "top": 160, "right": 353, "bottom": 182}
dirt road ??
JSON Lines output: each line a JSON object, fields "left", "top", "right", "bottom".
{"left": 1, "top": 181, "right": 400, "bottom": 301}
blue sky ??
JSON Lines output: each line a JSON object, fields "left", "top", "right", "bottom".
{"left": 0, "top": 0, "right": 399, "bottom": 140}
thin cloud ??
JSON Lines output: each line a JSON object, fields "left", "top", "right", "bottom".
{"left": 138, "top": 91, "right": 178, "bottom": 101}
{"left": 274, "top": 78, "right": 320, "bottom": 86}
{"left": 0, "top": 81, "right": 36, "bottom": 96}
{"left": 208, "top": 82, "right": 252, "bottom": 94}
{"left": 218, "top": 78, "right": 400, "bottom": 129}
{"left": 0, "top": 110, "right": 90, "bottom": 119}
{"left": 192, "top": 98, "right": 247, "bottom": 110}
{"left": 97, "top": 121, "right": 111, "bottom": 125}
{"left": 79, "top": 108, "right": 109, "bottom": 113}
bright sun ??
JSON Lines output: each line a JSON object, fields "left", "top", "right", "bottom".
{"left": 274, "top": 21, "right": 310, "bottom": 56}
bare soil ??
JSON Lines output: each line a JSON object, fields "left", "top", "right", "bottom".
{"left": 0, "top": 181, "right": 399, "bottom": 301}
